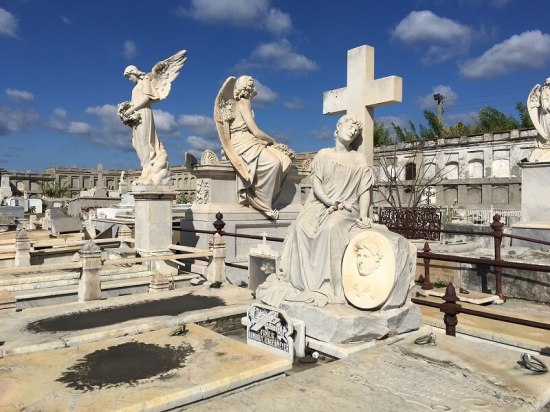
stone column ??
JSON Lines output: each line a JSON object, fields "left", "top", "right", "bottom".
{"left": 206, "top": 233, "right": 226, "bottom": 284}
{"left": 14, "top": 228, "right": 31, "bottom": 267}
{"left": 132, "top": 185, "right": 177, "bottom": 276}
{"left": 78, "top": 240, "right": 102, "bottom": 301}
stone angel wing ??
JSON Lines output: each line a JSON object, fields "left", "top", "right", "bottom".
{"left": 214, "top": 76, "right": 250, "bottom": 182}
{"left": 527, "top": 83, "right": 547, "bottom": 140}
{"left": 150, "top": 50, "right": 187, "bottom": 101}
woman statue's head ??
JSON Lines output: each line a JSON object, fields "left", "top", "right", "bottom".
{"left": 234, "top": 75, "right": 256, "bottom": 100}
{"left": 334, "top": 115, "right": 362, "bottom": 146}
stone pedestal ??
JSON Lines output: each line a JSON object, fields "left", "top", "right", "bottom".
{"left": 78, "top": 240, "right": 102, "bottom": 301}
{"left": 149, "top": 272, "right": 170, "bottom": 293}
{"left": 180, "top": 163, "right": 306, "bottom": 285}
{"left": 14, "top": 228, "right": 30, "bottom": 267}
{"left": 0, "top": 289, "right": 16, "bottom": 312}
{"left": 512, "top": 162, "right": 550, "bottom": 247}
{"left": 133, "top": 185, "right": 177, "bottom": 275}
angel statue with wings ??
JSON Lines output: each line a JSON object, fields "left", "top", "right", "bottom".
{"left": 214, "top": 75, "right": 294, "bottom": 219}
{"left": 527, "top": 77, "right": 550, "bottom": 162}
{"left": 118, "top": 50, "right": 187, "bottom": 185}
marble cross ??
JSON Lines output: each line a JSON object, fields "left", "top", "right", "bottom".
{"left": 323, "top": 45, "right": 402, "bottom": 164}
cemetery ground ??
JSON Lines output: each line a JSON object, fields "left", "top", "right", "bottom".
{"left": 0, "top": 279, "right": 549, "bottom": 411}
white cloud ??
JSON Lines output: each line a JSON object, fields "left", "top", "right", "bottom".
{"left": 0, "top": 8, "right": 18, "bottom": 37}
{"left": 53, "top": 108, "right": 67, "bottom": 118}
{"left": 284, "top": 97, "right": 304, "bottom": 110}
{"left": 186, "top": 135, "right": 220, "bottom": 157}
{"left": 247, "top": 39, "right": 318, "bottom": 73}
{"left": 460, "top": 31, "right": 550, "bottom": 78}
{"left": 6, "top": 88, "right": 34, "bottom": 101}
{"left": 179, "top": 114, "right": 217, "bottom": 137}
{"left": 60, "top": 15, "right": 70, "bottom": 24}
{"left": 310, "top": 126, "right": 333, "bottom": 141}
{"left": 0, "top": 106, "right": 38, "bottom": 135}
{"left": 253, "top": 79, "right": 277, "bottom": 106}
{"left": 178, "top": 0, "right": 292, "bottom": 35}
{"left": 123, "top": 40, "right": 137, "bottom": 59}
{"left": 66, "top": 121, "right": 92, "bottom": 135}
{"left": 418, "top": 85, "right": 458, "bottom": 110}
{"left": 392, "top": 10, "right": 474, "bottom": 64}
{"left": 264, "top": 8, "right": 292, "bottom": 35}
{"left": 152, "top": 109, "right": 179, "bottom": 136}
{"left": 84, "top": 104, "right": 132, "bottom": 149}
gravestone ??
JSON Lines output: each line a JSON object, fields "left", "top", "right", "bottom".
{"left": 248, "top": 233, "right": 279, "bottom": 291}
{"left": 51, "top": 217, "right": 83, "bottom": 235}
{"left": 244, "top": 303, "right": 305, "bottom": 361}
{"left": 0, "top": 175, "right": 11, "bottom": 200}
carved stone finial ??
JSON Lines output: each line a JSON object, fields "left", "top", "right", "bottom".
{"left": 213, "top": 212, "right": 225, "bottom": 235}
{"left": 201, "top": 150, "right": 219, "bottom": 165}
{"left": 80, "top": 239, "right": 101, "bottom": 255}
{"left": 16, "top": 228, "right": 29, "bottom": 241}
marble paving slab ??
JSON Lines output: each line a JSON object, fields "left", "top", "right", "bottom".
{"left": 0, "top": 323, "right": 291, "bottom": 412}
{"left": 0, "top": 284, "right": 254, "bottom": 358}
{"left": 187, "top": 330, "right": 550, "bottom": 411}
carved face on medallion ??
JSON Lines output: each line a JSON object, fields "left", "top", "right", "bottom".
{"left": 342, "top": 231, "right": 396, "bottom": 310}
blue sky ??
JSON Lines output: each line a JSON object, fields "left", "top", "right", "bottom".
{"left": 1, "top": 0, "right": 549, "bottom": 172}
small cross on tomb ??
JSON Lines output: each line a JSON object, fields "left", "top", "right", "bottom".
{"left": 323, "top": 45, "right": 402, "bottom": 164}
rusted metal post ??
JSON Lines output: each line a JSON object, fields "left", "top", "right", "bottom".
{"left": 421, "top": 241, "right": 433, "bottom": 290}
{"left": 213, "top": 212, "right": 225, "bottom": 236}
{"left": 440, "top": 283, "right": 461, "bottom": 336}
{"left": 490, "top": 214, "right": 506, "bottom": 302}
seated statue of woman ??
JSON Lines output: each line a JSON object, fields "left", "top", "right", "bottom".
{"left": 215, "top": 76, "right": 293, "bottom": 219}
{"left": 257, "top": 114, "right": 373, "bottom": 307}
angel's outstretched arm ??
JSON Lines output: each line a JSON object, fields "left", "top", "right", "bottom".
{"left": 237, "top": 99, "right": 275, "bottom": 144}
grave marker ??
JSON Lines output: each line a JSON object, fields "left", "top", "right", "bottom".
{"left": 323, "top": 45, "right": 402, "bottom": 164}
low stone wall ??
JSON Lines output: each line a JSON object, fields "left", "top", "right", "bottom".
{"left": 461, "top": 261, "right": 550, "bottom": 304}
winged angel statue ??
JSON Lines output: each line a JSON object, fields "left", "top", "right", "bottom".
{"left": 118, "top": 50, "right": 187, "bottom": 185}
{"left": 527, "top": 77, "right": 550, "bottom": 162}
{"left": 214, "top": 75, "right": 294, "bottom": 219}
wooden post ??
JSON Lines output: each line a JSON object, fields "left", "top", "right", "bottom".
{"left": 421, "top": 241, "right": 433, "bottom": 290}
{"left": 490, "top": 214, "right": 506, "bottom": 302}
{"left": 441, "top": 283, "right": 461, "bottom": 336}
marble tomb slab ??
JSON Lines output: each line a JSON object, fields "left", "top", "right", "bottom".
{"left": 0, "top": 324, "right": 291, "bottom": 411}
{"left": 187, "top": 330, "right": 550, "bottom": 411}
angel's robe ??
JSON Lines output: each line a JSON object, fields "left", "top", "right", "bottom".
{"left": 229, "top": 105, "right": 291, "bottom": 212}
{"left": 129, "top": 76, "right": 170, "bottom": 184}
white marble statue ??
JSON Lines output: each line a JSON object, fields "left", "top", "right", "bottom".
{"left": 257, "top": 115, "right": 375, "bottom": 307}
{"left": 118, "top": 50, "right": 187, "bottom": 185}
{"left": 214, "top": 75, "right": 293, "bottom": 219}
{"left": 527, "top": 77, "right": 550, "bottom": 162}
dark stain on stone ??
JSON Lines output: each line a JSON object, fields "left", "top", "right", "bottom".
{"left": 56, "top": 341, "right": 194, "bottom": 391}
{"left": 26, "top": 295, "right": 226, "bottom": 333}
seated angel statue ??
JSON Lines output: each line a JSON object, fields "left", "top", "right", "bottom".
{"left": 118, "top": 50, "right": 187, "bottom": 186}
{"left": 214, "top": 75, "right": 293, "bottom": 219}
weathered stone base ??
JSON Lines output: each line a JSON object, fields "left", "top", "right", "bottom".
{"left": 0, "top": 289, "right": 16, "bottom": 312}
{"left": 281, "top": 301, "right": 422, "bottom": 343}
